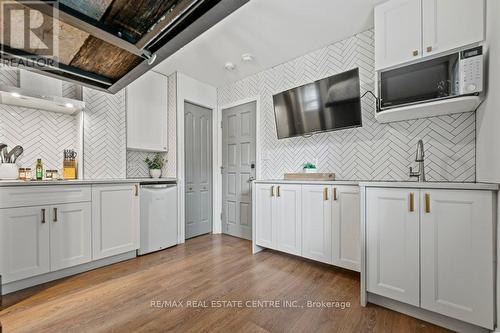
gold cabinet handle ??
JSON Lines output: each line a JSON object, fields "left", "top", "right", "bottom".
{"left": 277, "top": 186, "right": 281, "bottom": 197}
{"left": 41, "top": 209, "right": 46, "bottom": 224}
{"left": 413, "top": 50, "right": 419, "bottom": 56}
{"left": 53, "top": 208, "right": 58, "bottom": 222}
{"left": 323, "top": 187, "right": 328, "bottom": 201}
{"left": 426, "top": 46, "right": 433, "bottom": 52}
{"left": 333, "top": 187, "right": 338, "bottom": 201}
{"left": 409, "top": 193, "right": 414, "bottom": 212}
{"left": 135, "top": 184, "right": 139, "bottom": 196}
{"left": 425, "top": 193, "right": 430, "bottom": 213}
{"left": 271, "top": 185, "right": 275, "bottom": 197}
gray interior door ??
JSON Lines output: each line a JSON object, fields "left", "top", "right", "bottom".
{"left": 185, "top": 102, "right": 213, "bottom": 239}
{"left": 222, "top": 101, "right": 256, "bottom": 240}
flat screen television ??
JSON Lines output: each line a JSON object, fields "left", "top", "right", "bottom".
{"left": 273, "top": 68, "right": 362, "bottom": 139}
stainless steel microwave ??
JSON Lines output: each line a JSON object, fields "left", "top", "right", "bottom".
{"left": 378, "top": 46, "right": 483, "bottom": 111}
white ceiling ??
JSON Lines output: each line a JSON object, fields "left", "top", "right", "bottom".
{"left": 153, "top": 0, "right": 376, "bottom": 87}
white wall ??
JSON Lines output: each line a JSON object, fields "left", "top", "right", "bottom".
{"left": 477, "top": 0, "right": 500, "bottom": 183}
{"left": 176, "top": 72, "right": 218, "bottom": 242}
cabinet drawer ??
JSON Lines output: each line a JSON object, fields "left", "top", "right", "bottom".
{"left": 0, "top": 186, "right": 91, "bottom": 208}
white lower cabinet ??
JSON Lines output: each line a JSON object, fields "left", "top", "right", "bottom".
{"left": 254, "top": 183, "right": 360, "bottom": 271}
{"left": 420, "top": 189, "right": 494, "bottom": 328}
{"left": 332, "top": 186, "right": 361, "bottom": 271}
{"left": 50, "top": 202, "right": 92, "bottom": 271}
{"left": 254, "top": 184, "right": 302, "bottom": 255}
{"left": 275, "top": 185, "right": 302, "bottom": 256}
{"left": 365, "top": 187, "right": 494, "bottom": 329}
{"left": 302, "top": 185, "right": 332, "bottom": 264}
{"left": 366, "top": 188, "right": 420, "bottom": 306}
{"left": 255, "top": 184, "right": 274, "bottom": 249}
{"left": 0, "top": 206, "right": 50, "bottom": 284}
{"left": 92, "top": 184, "right": 140, "bottom": 260}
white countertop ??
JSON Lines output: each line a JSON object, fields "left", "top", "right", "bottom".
{"left": 0, "top": 178, "right": 177, "bottom": 187}
{"left": 253, "top": 179, "right": 498, "bottom": 190}
{"left": 358, "top": 181, "right": 498, "bottom": 190}
{"left": 254, "top": 179, "right": 360, "bottom": 185}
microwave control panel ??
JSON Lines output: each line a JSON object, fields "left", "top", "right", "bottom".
{"left": 459, "top": 46, "right": 483, "bottom": 95}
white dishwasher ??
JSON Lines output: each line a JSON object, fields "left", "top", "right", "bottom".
{"left": 138, "top": 184, "right": 178, "bottom": 255}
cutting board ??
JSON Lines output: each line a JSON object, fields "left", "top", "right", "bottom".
{"left": 284, "top": 173, "right": 335, "bottom": 181}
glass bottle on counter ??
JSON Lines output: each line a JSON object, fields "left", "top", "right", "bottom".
{"left": 35, "top": 159, "right": 43, "bottom": 180}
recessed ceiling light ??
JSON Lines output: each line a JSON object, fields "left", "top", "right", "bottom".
{"left": 224, "top": 62, "right": 236, "bottom": 71}
{"left": 65, "top": 103, "right": 74, "bottom": 108}
{"left": 11, "top": 92, "right": 21, "bottom": 98}
{"left": 241, "top": 53, "right": 254, "bottom": 62}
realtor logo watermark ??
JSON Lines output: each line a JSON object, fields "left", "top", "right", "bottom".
{"left": 0, "top": 0, "right": 59, "bottom": 68}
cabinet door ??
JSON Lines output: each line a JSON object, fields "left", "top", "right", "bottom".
{"left": 255, "top": 184, "right": 275, "bottom": 249}
{"left": 420, "top": 190, "right": 494, "bottom": 329}
{"left": 375, "top": 0, "right": 422, "bottom": 69}
{"left": 92, "top": 184, "right": 140, "bottom": 260}
{"left": 332, "top": 186, "right": 360, "bottom": 271}
{"left": 127, "top": 71, "right": 168, "bottom": 152}
{"left": 366, "top": 188, "right": 419, "bottom": 306}
{"left": 50, "top": 202, "right": 92, "bottom": 271}
{"left": 275, "top": 185, "right": 302, "bottom": 256}
{"left": 302, "top": 185, "right": 332, "bottom": 264}
{"left": 422, "top": 0, "right": 484, "bottom": 57}
{"left": 0, "top": 206, "right": 49, "bottom": 283}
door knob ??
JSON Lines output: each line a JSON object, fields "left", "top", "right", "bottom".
{"left": 248, "top": 176, "right": 255, "bottom": 183}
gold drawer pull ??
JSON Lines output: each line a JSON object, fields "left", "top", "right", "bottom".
{"left": 426, "top": 46, "right": 433, "bottom": 52}
{"left": 425, "top": 193, "right": 430, "bottom": 213}
{"left": 333, "top": 187, "right": 337, "bottom": 201}
{"left": 277, "top": 186, "right": 281, "bottom": 197}
{"left": 41, "top": 209, "right": 46, "bottom": 224}
{"left": 271, "top": 186, "right": 275, "bottom": 197}
{"left": 413, "top": 50, "right": 419, "bottom": 56}
{"left": 323, "top": 187, "right": 328, "bottom": 201}
{"left": 409, "top": 193, "right": 414, "bottom": 212}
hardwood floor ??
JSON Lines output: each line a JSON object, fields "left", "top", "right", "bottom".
{"left": 0, "top": 235, "right": 450, "bottom": 333}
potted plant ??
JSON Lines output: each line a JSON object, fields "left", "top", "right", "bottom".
{"left": 145, "top": 153, "right": 166, "bottom": 178}
{"left": 303, "top": 162, "right": 317, "bottom": 173}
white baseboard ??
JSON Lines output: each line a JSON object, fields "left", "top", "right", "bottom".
{"left": 2, "top": 251, "right": 136, "bottom": 295}
{"left": 368, "top": 293, "right": 491, "bottom": 333}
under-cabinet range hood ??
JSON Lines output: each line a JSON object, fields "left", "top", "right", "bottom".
{"left": 0, "top": 0, "right": 249, "bottom": 94}
{"left": 0, "top": 70, "right": 85, "bottom": 115}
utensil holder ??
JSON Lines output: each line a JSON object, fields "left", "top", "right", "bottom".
{"left": 0, "top": 163, "right": 18, "bottom": 180}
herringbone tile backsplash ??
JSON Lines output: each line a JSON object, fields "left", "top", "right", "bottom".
{"left": 218, "top": 30, "right": 476, "bottom": 182}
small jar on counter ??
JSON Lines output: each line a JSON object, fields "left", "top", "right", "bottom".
{"left": 45, "top": 170, "right": 59, "bottom": 180}
{"left": 18, "top": 168, "right": 26, "bottom": 180}
{"left": 25, "top": 168, "right": 32, "bottom": 180}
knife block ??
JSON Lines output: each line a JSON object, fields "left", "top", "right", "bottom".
{"left": 63, "top": 160, "right": 77, "bottom": 180}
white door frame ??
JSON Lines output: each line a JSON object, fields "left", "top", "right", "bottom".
{"left": 176, "top": 73, "right": 218, "bottom": 243}
{"left": 216, "top": 97, "right": 261, "bottom": 237}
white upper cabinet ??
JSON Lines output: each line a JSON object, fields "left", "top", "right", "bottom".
{"left": 420, "top": 189, "right": 494, "bottom": 329}
{"left": 127, "top": 71, "right": 168, "bottom": 152}
{"left": 366, "top": 187, "right": 420, "bottom": 306}
{"left": 375, "top": 0, "right": 485, "bottom": 70}
{"left": 422, "top": 0, "right": 484, "bottom": 57}
{"left": 375, "top": 0, "right": 422, "bottom": 70}
{"left": 332, "top": 186, "right": 360, "bottom": 271}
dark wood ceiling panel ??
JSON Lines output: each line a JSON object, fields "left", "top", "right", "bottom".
{"left": 59, "top": 0, "right": 113, "bottom": 20}
{"left": 100, "top": 0, "right": 181, "bottom": 42}
{"left": 69, "top": 36, "right": 142, "bottom": 80}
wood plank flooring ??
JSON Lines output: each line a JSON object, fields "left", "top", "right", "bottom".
{"left": 0, "top": 235, "right": 450, "bottom": 333}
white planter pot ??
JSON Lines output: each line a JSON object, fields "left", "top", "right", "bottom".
{"left": 303, "top": 168, "right": 317, "bottom": 174}
{"left": 149, "top": 169, "right": 162, "bottom": 178}
{"left": 0, "top": 163, "right": 18, "bottom": 180}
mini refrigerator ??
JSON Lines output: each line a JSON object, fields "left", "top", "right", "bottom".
{"left": 138, "top": 184, "right": 178, "bottom": 255}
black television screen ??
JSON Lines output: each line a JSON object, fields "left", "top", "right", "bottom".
{"left": 273, "top": 68, "right": 362, "bottom": 139}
